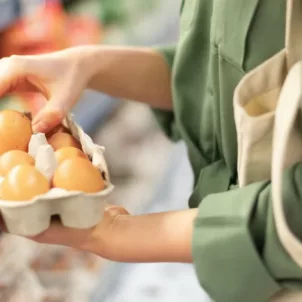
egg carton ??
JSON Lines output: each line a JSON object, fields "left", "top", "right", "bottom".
{"left": 0, "top": 114, "right": 114, "bottom": 236}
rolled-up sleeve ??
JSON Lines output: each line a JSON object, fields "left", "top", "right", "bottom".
{"left": 152, "top": 45, "right": 180, "bottom": 141}
{"left": 192, "top": 163, "right": 302, "bottom": 302}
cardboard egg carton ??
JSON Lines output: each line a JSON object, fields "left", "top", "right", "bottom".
{"left": 0, "top": 114, "right": 114, "bottom": 237}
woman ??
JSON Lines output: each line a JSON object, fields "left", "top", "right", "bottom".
{"left": 0, "top": 1, "right": 301, "bottom": 301}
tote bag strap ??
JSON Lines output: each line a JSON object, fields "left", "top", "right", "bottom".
{"left": 272, "top": 0, "right": 302, "bottom": 268}
{"left": 272, "top": 61, "right": 302, "bottom": 268}
{"left": 286, "top": 0, "right": 302, "bottom": 68}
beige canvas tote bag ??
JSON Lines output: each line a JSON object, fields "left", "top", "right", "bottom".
{"left": 234, "top": 0, "right": 302, "bottom": 187}
{"left": 234, "top": 0, "right": 302, "bottom": 301}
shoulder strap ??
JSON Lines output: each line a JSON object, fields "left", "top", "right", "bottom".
{"left": 286, "top": 0, "right": 302, "bottom": 68}
{"left": 272, "top": 0, "right": 302, "bottom": 268}
{"left": 272, "top": 61, "right": 302, "bottom": 268}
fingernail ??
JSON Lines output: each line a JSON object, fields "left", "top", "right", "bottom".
{"left": 32, "top": 120, "right": 48, "bottom": 133}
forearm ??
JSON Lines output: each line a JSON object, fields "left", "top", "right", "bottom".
{"left": 81, "top": 45, "right": 173, "bottom": 109}
{"left": 106, "top": 209, "right": 197, "bottom": 263}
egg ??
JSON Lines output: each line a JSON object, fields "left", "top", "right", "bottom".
{"left": 46, "top": 123, "right": 70, "bottom": 138}
{"left": 48, "top": 133, "right": 81, "bottom": 151}
{"left": 53, "top": 157, "right": 105, "bottom": 193}
{"left": 0, "top": 110, "right": 32, "bottom": 155}
{"left": 0, "top": 165, "right": 50, "bottom": 201}
{"left": 55, "top": 147, "right": 88, "bottom": 165}
{"left": 0, "top": 150, "right": 35, "bottom": 176}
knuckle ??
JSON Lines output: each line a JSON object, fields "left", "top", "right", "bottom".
{"left": 4, "top": 55, "right": 25, "bottom": 73}
{"left": 104, "top": 206, "right": 129, "bottom": 230}
{"left": 105, "top": 207, "right": 119, "bottom": 218}
{"left": 105, "top": 206, "right": 128, "bottom": 217}
{"left": 46, "top": 105, "right": 66, "bottom": 121}
{"left": 9, "top": 55, "right": 22, "bottom": 67}
{"left": 9, "top": 55, "right": 33, "bottom": 73}
{"left": 0, "top": 57, "right": 13, "bottom": 73}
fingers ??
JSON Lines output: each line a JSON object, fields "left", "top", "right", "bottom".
{"left": 0, "top": 205, "right": 130, "bottom": 256}
{"left": 32, "top": 82, "right": 80, "bottom": 133}
{"left": 32, "top": 103, "right": 65, "bottom": 133}
{"left": 30, "top": 206, "right": 130, "bottom": 248}
{"left": 0, "top": 56, "right": 65, "bottom": 134}
{"left": 0, "top": 55, "right": 82, "bottom": 134}
{"left": 0, "top": 211, "right": 91, "bottom": 248}
{"left": 30, "top": 206, "right": 130, "bottom": 245}
{"left": 0, "top": 57, "right": 16, "bottom": 97}
{"left": 28, "top": 221, "right": 92, "bottom": 248}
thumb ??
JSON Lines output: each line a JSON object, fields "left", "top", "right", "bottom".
{"left": 32, "top": 85, "right": 80, "bottom": 133}
{"left": 32, "top": 102, "right": 66, "bottom": 133}
{"left": 104, "top": 205, "right": 130, "bottom": 217}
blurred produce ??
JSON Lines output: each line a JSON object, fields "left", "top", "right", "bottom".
{"left": 66, "top": 15, "right": 101, "bottom": 46}
{"left": 99, "top": 0, "right": 128, "bottom": 26}
{"left": 0, "top": 1, "right": 66, "bottom": 57}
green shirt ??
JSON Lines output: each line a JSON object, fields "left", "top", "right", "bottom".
{"left": 154, "top": 1, "right": 302, "bottom": 301}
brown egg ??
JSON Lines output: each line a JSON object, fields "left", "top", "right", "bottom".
{"left": 53, "top": 157, "right": 105, "bottom": 193}
{"left": 0, "top": 110, "right": 32, "bottom": 155}
{"left": 0, "top": 165, "right": 50, "bottom": 201}
{"left": 46, "top": 124, "right": 70, "bottom": 138}
{"left": 0, "top": 150, "right": 35, "bottom": 176}
{"left": 55, "top": 147, "right": 88, "bottom": 165}
{"left": 48, "top": 133, "right": 81, "bottom": 151}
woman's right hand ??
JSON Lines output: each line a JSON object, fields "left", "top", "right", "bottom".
{"left": 0, "top": 47, "right": 93, "bottom": 133}
{"left": 0, "top": 45, "right": 173, "bottom": 134}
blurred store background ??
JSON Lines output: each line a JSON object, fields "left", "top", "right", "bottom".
{"left": 0, "top": 0, "right": 209, "bottom": 301}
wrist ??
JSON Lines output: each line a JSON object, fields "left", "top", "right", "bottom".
{"left": 69, "top": 45, "right": 106, "bottom": 89}
{"left": 77, "top": 45, "right": 108, "bottom": 90}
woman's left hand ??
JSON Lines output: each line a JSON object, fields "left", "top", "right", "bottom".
{"left": 0, "top": 205, "right": 130, "bottom": 259}
{"left": 1, "top": 206, "right": 196, "bottom": 263}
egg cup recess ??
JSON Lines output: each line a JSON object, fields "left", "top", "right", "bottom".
{"left": 0, "top": 114, "right": 114, "bottom": 236}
